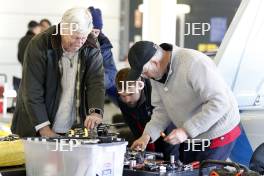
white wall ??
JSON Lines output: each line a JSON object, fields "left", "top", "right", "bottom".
{"left": 0, "top": 0, "right": 121, "bottom": 86}
{"left": 215, "top": 0, "right": 264, "bottom": 108}
{"left": 142, "top": 0, "right": 177, "bottom": 44}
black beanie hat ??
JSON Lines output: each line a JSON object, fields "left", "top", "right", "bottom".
{"left": 127, "top": 41, "right": 157, "bottom": 81}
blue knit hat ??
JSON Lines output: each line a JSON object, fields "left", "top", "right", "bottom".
{"left": 88, "top": 6, "right": 103, "bottom": 30}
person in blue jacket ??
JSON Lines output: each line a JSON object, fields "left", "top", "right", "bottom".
{"left": 88, "top": 6, "right": 118, "bottom": 105}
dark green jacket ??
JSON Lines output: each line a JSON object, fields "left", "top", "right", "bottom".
{"left": 11, "top": 25, "right": 105, "bottom": 137}
{"left": 17, "top": 31, "right": 35, "bottom": 65}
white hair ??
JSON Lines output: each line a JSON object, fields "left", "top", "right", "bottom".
{"left": 61, "top": 7, "right": 93, "bottom": 35}
{"left": 152, "top": 45, "right": 164, "bottom": 61}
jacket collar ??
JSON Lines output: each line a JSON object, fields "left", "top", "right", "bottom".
{"left": 164, "top": 45, "right": 179, "bottom": 85}
{"left": 50, "top": 24, "right": 98, "bottom": 50}
{"left": 155, "top": 44, "right": 178, "bottom": 85}
{"left": 136, "top": 89, "right": 146, "bottom": 107}
{"left": 98, "top": 32, "right": 113, "bottom": 49}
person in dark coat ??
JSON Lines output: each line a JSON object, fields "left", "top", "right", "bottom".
{"left": 11, "top": 8, "right": 105, "bottom": 137}
{"left": 115, "top": 68, "right": 180, "bottom": 161}
{"left": 17, "top": 20, "right": 41, "bottom": 65}
{"left": 88, "top": 6, "right": 118, "bottom": 105}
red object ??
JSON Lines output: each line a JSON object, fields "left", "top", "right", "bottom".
{"left": 191, "top": 161, "right": 200, "bottom": 169}
{"left": 131, "top": 112, "right": 156, "bottom": 151}
{"left": 0, "top": 85, "right": 4, "bottom": 98}
{"left": 0, "top": 101, "right": 3, "bottom": 113}
{"left": 146, "top": 143, "right": 156, "bottom": 151}
{"left": 0, "top": 85, "right": 4, "bottom": 113}
{"left": 210, "top": 125, "right": 241, "bottom": 149}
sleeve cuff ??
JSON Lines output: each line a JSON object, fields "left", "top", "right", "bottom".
{"left": 35, "top": 121, "right": 51, "bottom": 131}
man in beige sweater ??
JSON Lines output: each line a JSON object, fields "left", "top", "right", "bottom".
{"left": 128, "top": 41, "right": 241, "bottom": 163}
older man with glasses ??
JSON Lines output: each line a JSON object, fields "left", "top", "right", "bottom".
{"left": 11, "top": 8, "right": 105, "bottom": 137}
{"left": 128, "top": 41, "right": 241, "bottom": 163}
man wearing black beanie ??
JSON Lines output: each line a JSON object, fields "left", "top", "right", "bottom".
{"left": 129, "top": 41, "right": 241, "bottom": 164}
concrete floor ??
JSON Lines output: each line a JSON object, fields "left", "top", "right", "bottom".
{"left": 103, "top": 102, "right": 121, "bottom": 123}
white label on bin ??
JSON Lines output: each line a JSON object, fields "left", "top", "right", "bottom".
{"left": 102, "top": 169, "right": 111, "bottom": 176}
{"left": 101, "top": 163, "right": 112, "bottom": 176}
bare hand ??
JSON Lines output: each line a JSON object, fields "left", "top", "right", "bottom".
{"left": 84, "top": 113, "right": 103, "bottom": 129}
{"left": 131, "top": 134, "right": 151, "bottom": 151}
{"left": 39, "top": 126, "right": 59, "bottom": 137}
{"left": 164, "top": 128, "right": 188, "bottom": 145}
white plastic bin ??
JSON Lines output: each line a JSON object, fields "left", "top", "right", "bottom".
{"left": 23, "top": 139, "right": 127, "bottom": 176}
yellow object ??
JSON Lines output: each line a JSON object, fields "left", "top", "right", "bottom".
{"left": 198, "top": 43, "right": 218, "bottom": 52}
{"left": 0, "top": 122, "right": 11, "bottom": 137}
{"left": 84, "top": 128, "right": 88, "bottom": 137}
{"left": 0, "top": 131, "right": 10, "bottom": 137}
{"left": 198, "top": 44, "right": 207, "bottom": 52}
{"left": 0, "top": 139, "right": 25, "bottom": 167}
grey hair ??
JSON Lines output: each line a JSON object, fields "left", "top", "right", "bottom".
{"left": 61, "top": 7, "right": 93, "bottom": 35}
{"left": 152, "top": 45, "right": 164, "bottom": 61}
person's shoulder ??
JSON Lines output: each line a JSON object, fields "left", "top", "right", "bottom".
{"left": 98, "top": 33, "right": 113, "bottom": 49}
{"left": 18, "top": 34, "right": 32, "bottom": 45}
{"left": 81, "top": 35, "right": 101, "bottom": 58}
{"left": 29, "top": 27, "right": 55, "bottom": 48}
{"left": 79, "top": 34, "right": 101, "bottom": 56}
{"left": 175, "top": 47, "right": 203, "bottom": 59}
{"left": 174, "top": 47, "right": 213, "bottom": 66}
{"left": 33, "top": 25, "right": 55, "bottom": 41}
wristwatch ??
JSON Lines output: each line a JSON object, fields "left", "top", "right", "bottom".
{"left": 88, "top": 108, "right": 103, "bottom": 116}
